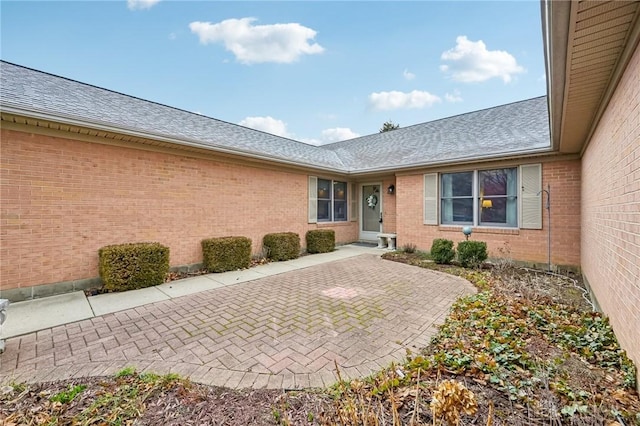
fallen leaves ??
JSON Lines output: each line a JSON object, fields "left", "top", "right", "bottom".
{"left": 3, "top": 261, "right": 640, "bottom": 425}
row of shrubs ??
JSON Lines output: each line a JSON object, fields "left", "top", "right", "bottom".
{"left": 98, "top": 229, "right": 336, "bottom": 291}
{"left": 430, "top": 238, "right": 488, "bottom": 268}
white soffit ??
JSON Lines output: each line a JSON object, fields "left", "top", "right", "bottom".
{"left": 559, "top": 0, "right": 640, "bottom": 153}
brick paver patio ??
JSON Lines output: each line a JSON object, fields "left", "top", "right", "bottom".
{"left": 0, "top": 254, "right": 475, "bottom": 389}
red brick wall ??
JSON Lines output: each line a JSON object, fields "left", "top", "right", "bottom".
{"left": 0, "top": 129, "right": 357, "bottom": 291}
{"left": 395, "top": 159, "right": 581, "bottom": 267}
{"left": 581, "top": 44, "right": 640, "bottom": 371}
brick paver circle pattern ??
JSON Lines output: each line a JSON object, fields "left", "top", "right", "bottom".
{"left": 0, "top": 254, "right": 475, "bottom": 389}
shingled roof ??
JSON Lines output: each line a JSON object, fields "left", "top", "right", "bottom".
{"left": 324, "top": 96, "right": 551, "bottom": 172}
{"left": 0, "top": 61, "right": 551, "bottom": 173}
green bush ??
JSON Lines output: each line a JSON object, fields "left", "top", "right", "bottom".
{"left": 457, "top": 240, "right": 488, "bottom": 268}
{"left": 202, "top": 236, "right": 251, "bottom": 273}
{"left": 306, "top": 229, "right": 335, "bottom": 254}
{"left": 263, "top": 232, "right": 300, "bottom": 261}
{"left": 430, "top": 239, "right": 455, "bottom": 264}
{"left": 99, "top": 242, "right": 170, "bottom": 291}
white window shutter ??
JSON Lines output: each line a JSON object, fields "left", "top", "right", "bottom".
{"left": 308, "top": 176, "right": 318, "bottom": 224}
{"left": 520, "top": 164, "right": 542, "bottom": 229}
{"left": 423, "top": 173, "right": 438, "bottom": 225}
{"left": 350, "top": 183, "right": 358, "bottom": 221}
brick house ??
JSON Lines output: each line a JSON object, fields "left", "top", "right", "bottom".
{"left": 543, "top": 0, "right": 640, "bottom": 376}
{"left": 1, "top": 2, "right": 638, "bottom": 372}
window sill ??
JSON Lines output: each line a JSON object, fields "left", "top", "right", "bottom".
{"left": 438, "top": 225, "right": 520, "bottom": 236}
{"left": 317, "top": 221, "right": 353, "bottom": 227}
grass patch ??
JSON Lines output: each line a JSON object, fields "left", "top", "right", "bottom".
{"left": 2, "top": 368, "right": 191, "bottom": 426}
{"left": 50, "top": 384, "right": 87, "bottom": 404}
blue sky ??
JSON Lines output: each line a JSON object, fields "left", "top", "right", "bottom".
{"left": 1, "top": 1, "right": 546, "bottom": 144}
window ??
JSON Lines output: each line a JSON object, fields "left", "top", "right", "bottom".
{"left": 479, "top": 168, "right": 517, "bottom": 227}
{"left": 317, "top": 178, "right": 348, "bottom": 222}
{"left": 441, "top": 172, "right": 473, "bottom": 224}
{"left": 440, "top": 168, "right": 517, "bottom": 227}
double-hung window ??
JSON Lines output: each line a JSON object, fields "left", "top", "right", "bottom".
{"left": 441, "top": 172, "right": 474, "bottom": 224}
{"left": 478, "top": 168, "right": 518, "bottom": 227}
{"left": 440, "top": 168, "right": 518, "bottom": 227}
{"left": 317, "top": 178, "right": 347, "bottom": 222}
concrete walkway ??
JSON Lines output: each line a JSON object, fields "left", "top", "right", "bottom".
{"left": 0, "top": 245, "right": 475, "bottom": 389}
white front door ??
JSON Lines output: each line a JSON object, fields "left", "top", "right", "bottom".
{"left": 360, "top": 183, "right": 382, "bottom": 241}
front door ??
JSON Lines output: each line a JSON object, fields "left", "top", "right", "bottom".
{"left": 360, "top": 184, "right": 382, "bottom": 241}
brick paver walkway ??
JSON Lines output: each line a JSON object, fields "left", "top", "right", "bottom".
{"left": 0, "top": 254, "right": 474, "bottom": 389}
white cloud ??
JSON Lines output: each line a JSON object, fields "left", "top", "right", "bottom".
{"left": 189, "top": 18, "right": 324, "bottom": 64}
{"left": 239, "top": 116, "right": 291, "bottom": 137}
{"left": 445, "top": 89, "right": 463, "bottom": 103}
{"left": 168, "top": 32, "right": 177, "bottom": 40}
{"left": 321, "top": 127, "right": 360, "bottom": 143}
{"left": 440, "top": 36, "right": 524, "bottom": 83}
{"left": 127, "top": 0, "right": 160, "bottom": 10}
{"left": 368, "top": 90, "right": 441, "bottom": 111}
{"left": 403, "top": 69, "right": 415, "bottom": 81}
{"left": 239, "top": 118, "right": 358, "bottom": 145}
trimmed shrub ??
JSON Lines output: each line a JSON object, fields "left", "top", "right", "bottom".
{"left": 263, "top": 232, "right": 300, "bottom": 261}
{"left": 306, "top": 229, "right": 335, "bottom": 254}
{"left": 430, "top": 238, "right": 455, "bottom": 264}
{"left": 99, "top": 242, "right": 170, "bottom": 291}
{"left": 457, "top": 240, "right": 488, "bottom": 268}
{"left": 202, "top": 236, "right": 252, "bottom": 273}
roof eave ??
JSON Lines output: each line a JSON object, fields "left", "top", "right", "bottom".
{"left": 541, "top": 0, "right": 572, "bottom": 153}
{"left": 543, "top": 0, "right": 640, "bottom": 155}
{"left": 347, "top": 146, "right": 556, "bottom": 176}
{"left": 0, "top": 104, "right": 350, "bottom": 175}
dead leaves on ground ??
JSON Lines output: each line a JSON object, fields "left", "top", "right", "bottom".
{"left": 318, "top": 264, "right": 640, "bottom": 425}
{"left": 430, "top": 380, "right": 478, "bottom": 425}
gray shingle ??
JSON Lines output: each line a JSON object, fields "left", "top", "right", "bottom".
{"left": 0, "top": 61, "right": 346, "bottom": 171}
{"left": 323, "top": 96, "right": 551, "bottom": 172}
{"left": 0, "top": 61, "right": 551, "bottom": 173}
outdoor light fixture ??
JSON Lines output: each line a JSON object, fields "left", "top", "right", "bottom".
{"left": 462, "top": 226, "right": 472, "bottom": 240}
{"left": 387, "top": 184, "right": 395, "bottom": 195}
{"left": 482, "top": 199, "right": 493, "bottom": 208}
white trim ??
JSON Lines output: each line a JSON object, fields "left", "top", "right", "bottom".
{"left": 438, "top": 167, "right": 520, "bottom": 228}
{"left": 2, "top": 106, "right": 555, "bottom": 176}
{"left": 1, "top": 105, "right": 349, "bottom": 174}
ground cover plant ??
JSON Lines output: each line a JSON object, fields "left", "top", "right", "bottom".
{"left": 3, "top": 250, "right": 639, "bottom": 425}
